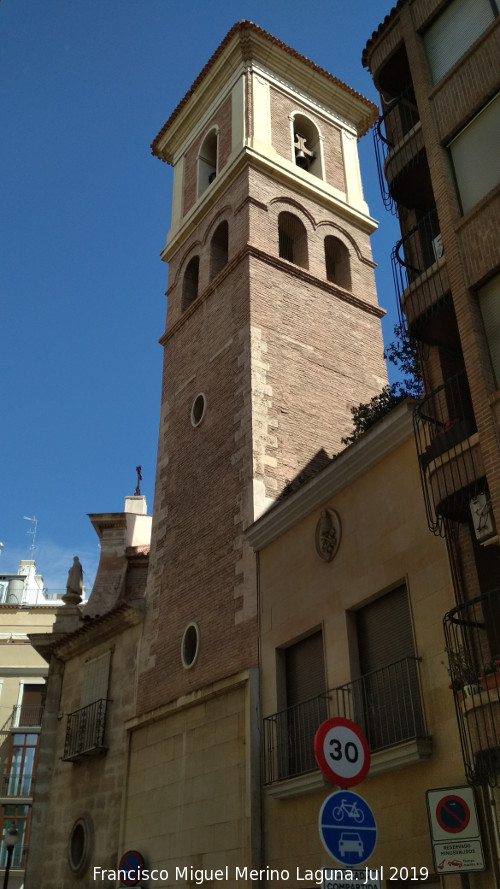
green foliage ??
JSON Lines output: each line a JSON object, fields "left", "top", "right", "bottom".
{"left": 383, "top": 323, "right": 423, "bottom": 399}
{"left": 341, "top": 325, "right": 422, "bottom": 446}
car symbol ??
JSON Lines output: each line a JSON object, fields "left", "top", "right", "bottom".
{"left": 338, "top": 832, "right": 364, "bottom": 858}
{"left": 448, "top": 860, "right": 463, "bottom": 868}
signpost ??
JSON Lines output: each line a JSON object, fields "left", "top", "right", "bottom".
{"left": 319, "top": 789, "right": 377, "bottom": 867}
{"left": 426, "top": 786, "right": 485, "bottom": 874}
{"left": 314, "top": 717, "right": 370, "bottom": 787}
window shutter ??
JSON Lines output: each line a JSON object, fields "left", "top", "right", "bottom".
{"left": 478, "top": 275, "right": 500, "bottom": 387}
{"left": 357, "top": 584, "right": 414, "bottom": 674}
{"left": 285, "top": 631, "right": 325, "bottom": 705}
{"left": 356, "top": 586, "right": 423, "bottom": 748}
{"left": 80, "top": 651, "right": 111, "bottom": 706}
{"left": 20, "top": 684, "right": 44, "bottom": 709}
{"left": 449, "top": 96, "right": 500, "bottom": 214}
{"left": 424, "top": 0, "right": 495, "bottom": 83}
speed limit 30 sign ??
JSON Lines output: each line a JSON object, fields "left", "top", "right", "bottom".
{"left": 314, "top": 717, "right": 370, "bottom": 787}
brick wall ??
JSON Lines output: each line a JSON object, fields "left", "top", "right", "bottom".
{"left": 139, "top": 158, "right": 386, "bottom": 713}
{"left": 269, "top": 87, "right": 346, "bottom": 193}
{"left": 458, "top": 187, "right": 500, "bottom": 289}
{"left": 431, "top": 19, "right": 500, "bottom": 142}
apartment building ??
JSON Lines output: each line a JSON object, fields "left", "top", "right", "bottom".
{"left": 363, "top": 0, "right": 500, "bottom": 879}
{"left": 0, "top": 563, "right": 60, "bottom": 889}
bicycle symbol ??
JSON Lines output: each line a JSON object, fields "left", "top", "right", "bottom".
{"left": 332, "top": 798, "right": 364, "bottom": 823}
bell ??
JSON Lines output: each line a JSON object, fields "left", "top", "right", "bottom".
{"left": 295, "top": 149, "right": 309, "bottom": 170}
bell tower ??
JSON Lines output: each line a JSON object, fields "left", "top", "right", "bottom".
{"left": 138, "top": 20, "right": 386, "bottom": 711}
{"left": 117, "top": 22, "right": 389, "bottom": 874}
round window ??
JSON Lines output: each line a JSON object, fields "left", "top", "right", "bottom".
{"left": 181, "top": 622, "right": 200, "bottom": 669}
{"left": 191, "top": 394, "right": 206, "bottom": 427}
{"left": 68, "top": 814, "right": 93, "bottom": 875}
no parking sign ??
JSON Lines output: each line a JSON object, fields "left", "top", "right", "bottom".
{"left": 118, "top": 850, "right": 145, "bottom": 886}
{"left": 426, "top": 786, "right": 485, "bottom": 874}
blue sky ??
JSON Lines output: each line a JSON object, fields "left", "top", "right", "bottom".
{"left": 1, "top": 0, "right": 401, "bottom": 590}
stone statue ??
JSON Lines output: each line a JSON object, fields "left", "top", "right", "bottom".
{"left": 63, "top": 556, "right": 83, "bottom": 605}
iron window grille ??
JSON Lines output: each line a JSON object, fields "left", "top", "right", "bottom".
{"left": 62, "top": 699, "right": 108, "bottom": 762}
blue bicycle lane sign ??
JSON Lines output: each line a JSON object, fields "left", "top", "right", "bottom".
{"left": 319, "top": 790, "right": 377, "bottom": 867}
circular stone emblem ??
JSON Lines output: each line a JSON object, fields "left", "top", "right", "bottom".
{"left": 315, "top": 508, "right": 341, "bottom": 562}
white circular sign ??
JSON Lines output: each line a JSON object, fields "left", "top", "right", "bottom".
{"left": 314, "top": 718, "right": 370, "bottom": 786}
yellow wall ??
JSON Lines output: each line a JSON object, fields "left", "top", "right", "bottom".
{"left": 122, "top": 674, "right": 258, "bottom": 883}
{"left": 0, "top": 606, "right": 56, "bottom": 732}
{"left": 259, "top": 431, "right": 467, "bottom": 878}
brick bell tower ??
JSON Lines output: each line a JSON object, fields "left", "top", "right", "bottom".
{"left": 137, "top": 22, "right": 387, "bottom": 713}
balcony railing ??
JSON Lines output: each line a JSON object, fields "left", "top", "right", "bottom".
{"left": 10, "top": 705, "right": 44, "bottom": 729}
{"left": 444, "top": 588, "right": 500, "bottom": 787}
{"left": 263, "top": 657, "right": 426, "bottom": 785}
{"left": 414, "top": 370, "right": 484, "bottom": 532}
{"left": 392, "top": 209, "right": 450, "bottom": 342}
{"left": 62, "top": 699, "right": 107, "bottom": 762}
{"left": 373, "top": 87, "right": 422, "bottom": 212}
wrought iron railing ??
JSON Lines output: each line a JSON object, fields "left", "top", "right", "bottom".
{"left": 413, "top": 370, "right": 484, "bottom": 532}
{"left": 392, "top": 209, "right": 449, "bottom": 339}
{"left": 63, "top": 699, "right": 107, "bottom": 761}
{"left": 444, "top": 588, "right": 500, "bottom": 787}
{"left": 373, "top": 86, "right": 421, "bottom": 213}
{"left": 263, "top": 657, "right": 426, "bottom": 784}
{"left": 10, "top": 705, "right": 44, "bottom": 728}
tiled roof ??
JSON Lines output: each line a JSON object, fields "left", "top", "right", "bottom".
{"left": 41, "top": 601, "right": 143, "bottom": 655}
{"left": 152, "top": 20, "right": 377, "bottom": 156}
{"left": 362, "top": 1, "right": 406, "bottom": 68}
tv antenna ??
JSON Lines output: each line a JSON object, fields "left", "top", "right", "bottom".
{"left": 23, "top": 516, "right": 37, "bottom": 557}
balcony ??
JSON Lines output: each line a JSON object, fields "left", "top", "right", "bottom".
{"left": 392, "top": 209, "right": 452, "bottom": 345}
{"left": 62, "top": 699, "right": 107, "bottom": 762}
{"left": 263, "top": 657, "right": 427, "bottom": 786}
{"left": 374, "top": 87, "right": 429, "bottom": 211}
{"left": 414, "top": 371, "right": 485, "bottom": 532}
{"left": 10, "top": 705, "right": 44, "bottom": 729}
{"left": 444, "top": 588, "right": 500, "bottom": 787}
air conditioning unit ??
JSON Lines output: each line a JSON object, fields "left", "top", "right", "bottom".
{"left": 432, "top": 233, "right": 444, "bottom": 261}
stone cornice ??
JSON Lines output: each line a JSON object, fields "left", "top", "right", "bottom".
{"left": 88, "top": 512, "right": 128, "bottom": 537}
{"left": 125, "top": 668, "right": 253, "bottom": 731}
{"left": 159, "top": 242, "right": 384, "bottom": 347}
{"left": 161, "top": 144, "right": 378, "bottom": 264}
{"left": 0, "top": 666, "right": 49, "bottom": 677}
{"left": 245, "top": 400, "right": 417, "bottom": 551}
{"left": 29, "top": 600, "right": 145, "bottom": 663}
